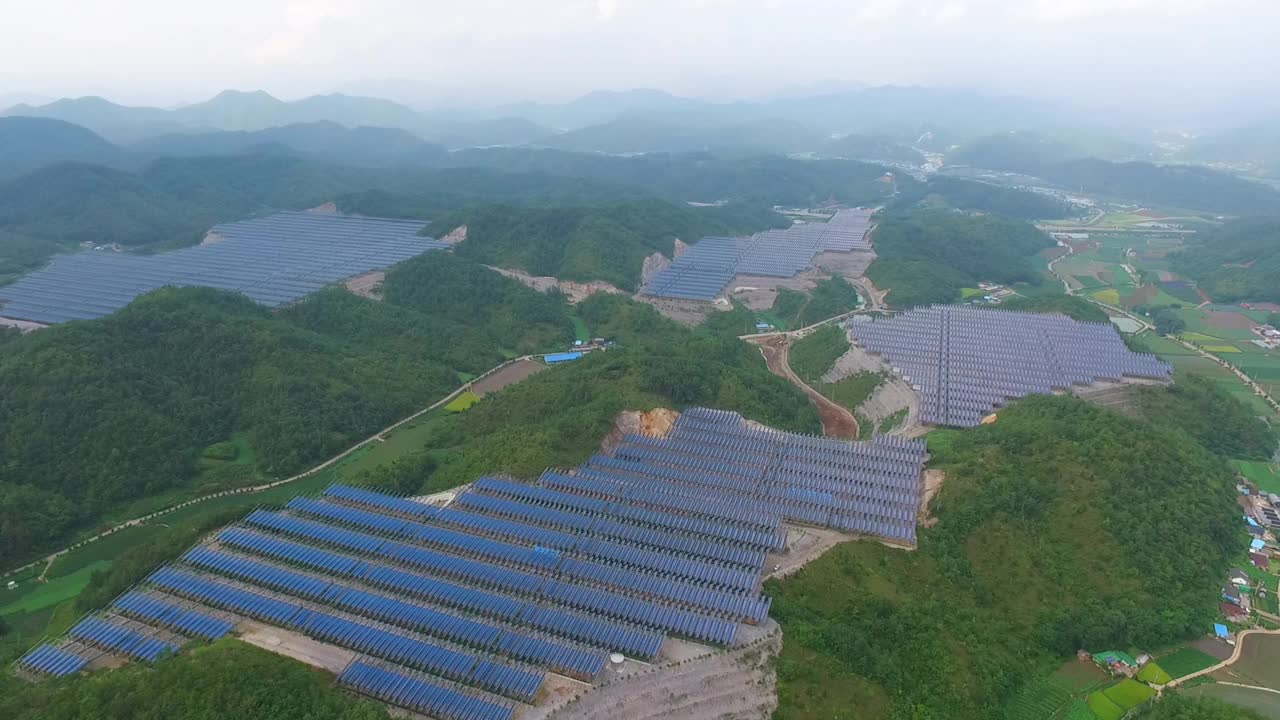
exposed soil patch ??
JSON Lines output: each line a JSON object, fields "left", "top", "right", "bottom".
{"left": 730, "top": 271, "right": 823, "bottom": 311}
{"left": 814, "top": 249, "right": 874, "bottom": 280}
{"left": 920, "top": 469, "right": 945, "bottom": 527}
{"left": 238, "top": 620, "right": 355, "bottom": 673}
{"left": 0, "top": 316, "right": 47, "bottom": 332}
{"left": 1203, "top": 309, "right": 1258, "bottom": 330}
{"left": 490, "top": 267, "right": 625, "bottom": 304}
{"left": 766, "top": 526, "right": 851, "bottom": 579}
{"left": 545, "top": 627, "right": 781, "bottom": 720}
{"left": 470, "top": 358, "right": 546, "bottom": 397}
{"left": 641, "top": 251, "right": 672, "bottom": 287}
{"left": 601, "top": 409, "right": 680, "bottom": 455}
{"left": 439, "top": 224, "right": 468, "bottom": 245}
{"left": 753, "top": 336, "right": 859, "bottom": 439}
{"left": 638, "top": 295, "right": 724, "bottom": 326}
{"left": 344, "top": 270, "right": 385, "bottom": 300}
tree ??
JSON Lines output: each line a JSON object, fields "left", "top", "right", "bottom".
{"left": 1153, "top": 308, "right": 1187, "bottom": 335}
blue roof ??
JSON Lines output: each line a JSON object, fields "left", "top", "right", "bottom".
{"left": 1215, "top": 623, "right": 1230, "bottom": 637}
{"left": 545, "top": 352, "right": 584, "bottom": 364}
{"left": 1251, "top": 539, "right": 1266, "bottom": 550}
{"left": 1247, "top": 517, "right": 1261, "bottom": 527}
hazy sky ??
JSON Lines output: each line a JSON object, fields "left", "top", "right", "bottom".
{"left": 2, "top": 0, "right": 1277, "bottom": 115}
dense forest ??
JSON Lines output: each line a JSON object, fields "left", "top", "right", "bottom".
{"left": 430, "top": 199, "right": 788, "bottom": 290}
{"left": 891, "top": 175, "right": 1074, "bottom": 219}
{"left": 0, "top": 254, "right": 573, "bottom": 567}
{"left": 770, "top": 391, "right": 1256, "bottom": 719}
{"left": 441, "top": 149, "right": 906, "bottom": 206}
{"left": 866, "top": 211, "right": 1054, "bottom": 306}
{"left": 345, "top": 292, "right": 821, "bottom": 495}
{"left": 1135, "top": 695, "right": 1266, "bottom": 720}
{"left": 1171, "top": 218, "right": 1280, "bottom": 303}
{"left": 0, "top": 640, "right": 386, "bottom": 720}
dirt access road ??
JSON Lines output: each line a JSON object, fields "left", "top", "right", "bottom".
{"left": 752, "top": 335, "right": 859, "bottom": 439}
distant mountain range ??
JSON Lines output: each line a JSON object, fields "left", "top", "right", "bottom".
{"left": 3, "top": 85, "right": 1067, "bottom": 150}
{"left": 1, "top": 90, "right": 555, "bottom": 148}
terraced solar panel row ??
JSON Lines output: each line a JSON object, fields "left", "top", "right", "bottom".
{"left": 226, "top": 517, "right": 682, "bottom": 653}
{"left": 340, "top": 660, "right": 514, "bottom": 720}
{"left": 16, "top": 645, "right": 89, "bottom": 678}
{"left": 643, "top": 209, "right": 874, "bottom": 300}
{"left": 112, "top": 592, "right": 234, "bottom": 640}
{"left": 0, "top": 211, "right": 444, "bottom": 324}
{"left": 560, "top": 409, "right": 926, "bottom": 544}
{"left": 849, "top": 305, "right": 1173, "bottom": 426}
{"left": 293, "top": 609, "right": 543, "bottom": 702}
{"left": 68, "top": 617, "right": 178, "bottom": 662}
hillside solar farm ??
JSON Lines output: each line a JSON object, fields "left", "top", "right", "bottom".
{"left": 849, "top": 305, "right": 1174, "bottom": 427}
{"left": 0, "top": 211, "right": 445, "bottom": 324}
{"left": 14, "top": 408, "right": 926, "bottom": 719}
{"left": 643, "top": 208, "right": 873, "bottom": 301}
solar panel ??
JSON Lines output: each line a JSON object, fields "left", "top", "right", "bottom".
{"left": 0, "top": 211, "right": 444, "bottom": 324}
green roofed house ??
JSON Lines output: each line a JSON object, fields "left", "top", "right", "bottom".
{"left": 1094, "top": 650, "right": 1140, "bottom": 676}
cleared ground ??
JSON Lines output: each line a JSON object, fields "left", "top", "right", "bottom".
{"left": 471, "top": 358, "right": 546, "bottom": 397}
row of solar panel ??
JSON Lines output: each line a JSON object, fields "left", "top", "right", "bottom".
{"left": 15, "top": 645, "right": 89, "bottom": 678}
{"left": 69, "top": 617, "right": 178, "bottom": 662}
{"left": 112, "top": 592, "right": 234, "bottom": 640}
{"left": 340, "top": 660, "right": 514, "bottom": 720}
{"left": 217, "top": 527, "right": 659, "bottom": 661}
{"left": 293, "top": 609, "right": 544, "bottom": 702}
{"left": 226, "top": 515, "right": 675, "bottom": 655}
{"left": 291, "top": 494, "right": 760, "bottom": 595}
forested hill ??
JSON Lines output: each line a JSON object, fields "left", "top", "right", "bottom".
{"left": 440, "top": 149, "right": 906, "bottom": 206}
{"left": 433, "top": 200, "right": 789, "bottom": 290}
{"left": 0, "top": 254, "right": 572, "bottom": 568}
{"left": 950, "top": 136, "right": 1280, "bottom": 214}
{"left": 770, "top": 383, "right": 1270, "bottom": 719}
{"left": 865, "top": 211, "right": 1055, "bottom": 305}
{"left": 1171, "top": 218, "right": 1280, "bottom": 303}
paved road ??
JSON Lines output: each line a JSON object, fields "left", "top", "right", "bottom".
{"left": 1167, "top": 628, "right": 1280, "bottom": 688}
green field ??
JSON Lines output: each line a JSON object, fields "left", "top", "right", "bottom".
{"left": 1158, "top": 647, "right": 1222, "bottom": 678}
{"left": 961, "top": 287, "right": 985, "bottom": 299}
{"left": 1002, "top": 677, "right": 1075, "bottom": 720}
{"left": 1087, "top": 691, "right": 1125, "bottom": 720}
{"left": 1100, "top": 679, "right": 1155, "bottom": 713}
{"left": 1136, "top": 662, "right": 1173, "bottom": 685}
{"left": 1235, "top": 460, "right": 1280, "bottom": 495}
{"left": 570, "top": 315, "right": 591, "bottom": 343}
{"left": 444, "top": 391, "right": 482, "bottom": 413}
{"left": 0, "top": 561, "right": 109, "bottom": 616}
{"left": 1202, "top": 345, "right": 1243, "bottom": 353}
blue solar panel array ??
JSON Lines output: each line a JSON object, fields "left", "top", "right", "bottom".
{"left": 69, "top": 617, "right": 178, "bottom": 662}
{"left": 16, "top": 408, "right": 924, "bottom": 720}
{"left": 340, "top": 660, "right": 514, "bottom": 720}
{"left": 643, "top": 208, "right": 874, "bottom": 300}
{"left": 0, "top": 211, "right": 444, "bottom": 324}
{"left": 849, "top": 305, "right": 1174, "bottom": 426}
{"left": 112, "top": 592, "right": 234, "bottom": 640}
{"left": 15, "top": 644, "right": 89, "bottom": 678}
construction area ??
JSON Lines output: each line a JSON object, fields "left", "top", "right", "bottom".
{"left": 14, "top": 408, "right": 928, "bottom": 720}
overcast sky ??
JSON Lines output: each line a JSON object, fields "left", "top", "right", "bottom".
{"left": 2, "top": 0, "right": 1277, "bottom": 118}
